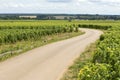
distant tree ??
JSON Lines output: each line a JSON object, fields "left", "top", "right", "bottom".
{"left": 64, "top": 17, "right": 68, "bottom": 20}
{"left": 68, "top": 17, "right": 73, "bottom": 22}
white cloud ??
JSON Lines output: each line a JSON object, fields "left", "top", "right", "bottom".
{"left": 78, "top": 0, "right": 87, "bottom": 2}
{"left": 88, "top": 0, "right": 120, "bottom": 6}
{"left": 0, "top": 0, "right": 120, "bottom": 14}
{"left": 47, "top": 0, "right": 72, "bottom": 2}
{"left": 102, "top": 0, "right": 120, "bottom": 3}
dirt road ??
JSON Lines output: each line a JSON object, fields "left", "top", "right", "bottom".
{"left": 0, "top": 28, "right": 103, "bottom": 80}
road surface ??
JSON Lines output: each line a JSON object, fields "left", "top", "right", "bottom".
{"left": 0, "top": 28, "right": 103, "bottom": 80}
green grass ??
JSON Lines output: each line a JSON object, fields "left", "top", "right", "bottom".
{"left": 61, "top": 42, "right": 97, "bottom": 80}
{"left": 61, "top": 20, "right": 120, "bottom": 80}
{"left": 0, "top": 31, "right": 84, "bottom": 61}
{"left": 0, "top": 20, "right": 120, "bottom": 79}
{"left": 0, "top": 20, "right": 81, "bottom": 61}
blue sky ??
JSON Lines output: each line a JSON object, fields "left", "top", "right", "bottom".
{"left": 0, "top": 0, "right": 120, "bottom": 15}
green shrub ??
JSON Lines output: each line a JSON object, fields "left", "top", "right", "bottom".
{"left": 78, "top": 63, "right": 112, "bottom": 80}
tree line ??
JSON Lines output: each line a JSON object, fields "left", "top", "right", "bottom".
{"left": 0, "top": 14, "right": 120, "bottom": 20}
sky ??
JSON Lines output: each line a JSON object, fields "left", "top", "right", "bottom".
{"left": 0, "top": 0, "right": 120, "bottom": 15}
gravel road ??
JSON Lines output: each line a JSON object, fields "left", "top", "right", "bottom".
{"left": 0, "top": 28, "right": 103, "bottom": 80}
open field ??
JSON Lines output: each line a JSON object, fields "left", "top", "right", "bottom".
{"left": 1, "top": 0, "right": 120, "bottom": 80}
{"left": 61, "top": 20, "right": 120, "bottom": 80}
{"left": 0, "top": 28, "right": 102, "bottom": 80}
{"left": 0, "top": 20, "right": 120, "bottom": 80}
{"left": 0, "top": 20, "right": 82, "bottom": 61}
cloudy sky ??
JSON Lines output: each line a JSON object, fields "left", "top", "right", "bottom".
{"left": 0, "top": 0, "right": 120, "bottom": 14}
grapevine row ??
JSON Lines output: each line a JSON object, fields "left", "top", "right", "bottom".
{"left": 78, "top": 26, "right": 120, "bottom": 80}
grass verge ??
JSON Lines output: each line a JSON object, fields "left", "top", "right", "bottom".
{"left": 0, "top": 31, "right": 84, "bottom": 62}
{"left": 60, "top": 42, "right": 98, "bottom": 80}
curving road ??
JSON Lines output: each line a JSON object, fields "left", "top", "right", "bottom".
{"left": 0, "top": 28, "right": 103, "bottom": 80}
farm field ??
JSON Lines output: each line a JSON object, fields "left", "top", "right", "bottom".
{"left": 1, "top": 0, "right": 120, "bottom": 80}
{"left": 0, "top": 24, "right": 103, "bottom": 80}
{"left": 61, "top": 20, "right": 120, "bottom": 80}
{"left": 0, "top": 20, "right": 83, "bottom": 61}
{"left": 0, "top": 20, "right": 120, "bottom": 80}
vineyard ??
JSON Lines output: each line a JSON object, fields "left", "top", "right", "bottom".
{"left": 0, "top": 20, "right": 120, "bottom": 80}
{"left": 78, "top": 26, "right": 120, "bottom": 80}
{"left": 0, "top": 20, "right": 81, "bottom": 61}
{"left": 58, "top": 20, "right": 120, "bottom": 80}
